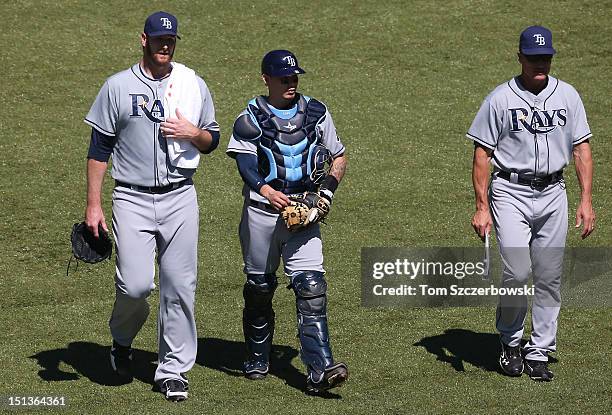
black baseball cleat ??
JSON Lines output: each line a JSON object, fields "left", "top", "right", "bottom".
{"left": 524, "top": 359, "right": 554, "bottom": 382}
{"left": 243, "top": 360, "right": 269, "bottom": 380}
{"left": 499, "top": 341, "right": 523, "bottom": 377}
{"left": 306, "top": 362, "right": 349, "bottom": 393}
{"left": 160, "top": 378, "right": 189, "bottom": 402}
{"left": 110, "top": 340, "right": 133, "bottom": 379}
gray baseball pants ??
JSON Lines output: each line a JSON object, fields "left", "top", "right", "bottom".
{"left": 109, "top": 184, "right": 199, "bottom": 384}
{"left": 490, "top": 175, "right": 567, "bottom": 361}
{"left": 239, "top": 201, "right": 325, "bottom": 276}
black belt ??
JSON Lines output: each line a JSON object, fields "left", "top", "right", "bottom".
{"left": 496, "top": 170, "right": 563, "bottom": 188}
{"left": 115, "top": 178, "right": 192, "bottom": 194}
{"left": 249, "top": 200, "right": 279, "bottom": 214}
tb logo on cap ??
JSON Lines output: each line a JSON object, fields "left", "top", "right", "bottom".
{"left": 283, "top": 56, "right": 296, "bottom": 67}
{"left": 533, "top": 34, "right": 546, "bottom": 45}
{"left": 160, "top": 17, "right": 173, "bottom": 29}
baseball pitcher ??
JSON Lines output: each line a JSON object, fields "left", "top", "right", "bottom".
{"left": 83, "top": 11, "right": 220, "bottom": 401}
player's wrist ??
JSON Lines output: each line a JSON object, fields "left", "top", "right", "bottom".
{"left": 189, "top": 127, "right": 205, "bottom": 143}
{"left": 319, "top": 175, "right": 338, "bottom": 203}
{"left": 260, "top": 185, "right": 274, "bottom": 199}
{"left": 86, "top": 200, "right": 103, "bottom": 209}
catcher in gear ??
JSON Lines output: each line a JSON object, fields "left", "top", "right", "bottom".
{"left": 226, "top": 50, "right": 349, "bottom": 393}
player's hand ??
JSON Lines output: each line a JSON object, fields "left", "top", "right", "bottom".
{"left": 472, "top": 209, "right": 492, "bottom": 241}
{"left": 575, "top": 200, "right": 595, "bottom": 239}
{"left": 160, "top": 109, "right": 200, "bottom": 140}
{"left": 84, "top": 204, "right": 108, "bottom": 238}
{"left": 261, "top": 185, "right": 290, "bottom": 210}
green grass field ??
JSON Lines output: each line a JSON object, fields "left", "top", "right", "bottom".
{"left": 1, "top": 0, "right": 610, "bottom": 413}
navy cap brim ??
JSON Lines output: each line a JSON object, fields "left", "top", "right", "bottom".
{"left": 266, "top": 66, "right": 306, "bottom": 77}
{"left": 521, "top": 47, "right": 555, "bottom": 55}
{"left": 146, "top": 30, "right": 181, "bottom": 39}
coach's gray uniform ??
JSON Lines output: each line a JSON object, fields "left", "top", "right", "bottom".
{"left": 227, "top": 98, "right": 345, "bottom": 275}
{"left": 85, "top": 63, "right": 219, "bottom": 383}
{"left": 467, "top": 75, "right": 591, "bottom": 361}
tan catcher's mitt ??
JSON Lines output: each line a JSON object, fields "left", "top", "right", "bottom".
{"left": 281, "top": 192, "right": 331, "bottom": 232}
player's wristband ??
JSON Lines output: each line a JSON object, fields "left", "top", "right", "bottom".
{"left": 320, "top": 175, "right": 338, "bottom": 202}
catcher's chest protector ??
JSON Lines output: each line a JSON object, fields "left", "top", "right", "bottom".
{"left": 249, "top": 95, "right": 326, "bottom": 194}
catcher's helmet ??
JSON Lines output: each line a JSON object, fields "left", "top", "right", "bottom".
{"left": 261, "top": 50, "right": 306, "bottom": 77}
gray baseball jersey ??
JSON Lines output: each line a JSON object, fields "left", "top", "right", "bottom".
{"left": 85, "top": 63, "right": 219, "bottom": 187}
{"left": 467, "top": 75, "right": 591, "bottom": 176}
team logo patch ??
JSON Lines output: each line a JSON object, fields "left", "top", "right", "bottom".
{"left": 283, "top": 121, "right": 297, "bottom": 131}
{"left": 533, "top": 34, "right": 546, "bottom": 45}
{"left": 283, "top": 55, "right": 296, "bottom": 67}
{"left": 129, "top": 93, "right": 165, "bottom": 122}
{"left": 160, "top": 17, "right": 172, "bottom": 29}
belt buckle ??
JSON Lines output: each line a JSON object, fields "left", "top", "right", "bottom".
{"left": 530, "top": 177, "right": 546, "bottom": 189}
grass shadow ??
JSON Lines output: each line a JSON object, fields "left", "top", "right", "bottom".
{"left": 413, "top": 329, "right": 559, "bottom": 374}
{"left": 196, "top": 337, "right": 342, "bottom": 399}
{"left": 29, "top": 341, "right": 157, "bottom": 386}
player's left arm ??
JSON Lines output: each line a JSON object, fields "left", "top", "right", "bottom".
{"left": 318, "top": 109, "right": 347, "bottom": 203}
{"left": 573, "top": 141, "right": 595, "bottom": 239}
{"left": 329, "top": 154, "right": 347, "bottom": 183}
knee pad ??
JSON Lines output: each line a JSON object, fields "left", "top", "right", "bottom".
{"left": 243, "top": 273, "right": 278, "bottom": 309}
{"left": 291, "top": 271, "right": 327, "bottom": 316}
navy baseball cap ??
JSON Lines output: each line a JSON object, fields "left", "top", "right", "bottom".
{"left": 519, "top": 26, "right": 555, "bottom": 55}
{"left": 144, "top": 11, "right": 181, "bottom": 39}
{"left": 261, "top": 50, "right": 306, "bottom": 76}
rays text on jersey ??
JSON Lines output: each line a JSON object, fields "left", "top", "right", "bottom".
{"left": 129, "top": 93, "right": 165, "bottom": 122}
{"left": 509, "top": 107, "right": 567, "bottom": 134}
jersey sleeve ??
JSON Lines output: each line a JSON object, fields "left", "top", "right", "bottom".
{"left": 571, "top": 91, "right": 592, "bottom": 145}
{"left": 196, "top": 76, "right": 220, "bottom": 133}
{"left": 466, "top": 94, "right": 501, "bottom": 150}
{"left": 84, "top": 80, "right": 118, "bottom": 136}
{"left": 226, "top": 110, "right": 259, "bottom": 158}
{"left": 318, "top": 110, "right": 345, "bottom": 157}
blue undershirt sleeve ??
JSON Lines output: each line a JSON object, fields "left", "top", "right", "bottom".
{"left": 87, "top": 128, "right": 117, "bottom": 162}
{"left": 200, "top": 130, "right": 220, "bottom": 154}
{"left": 235, "top": 153, "right": 265, "bottom": 192}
